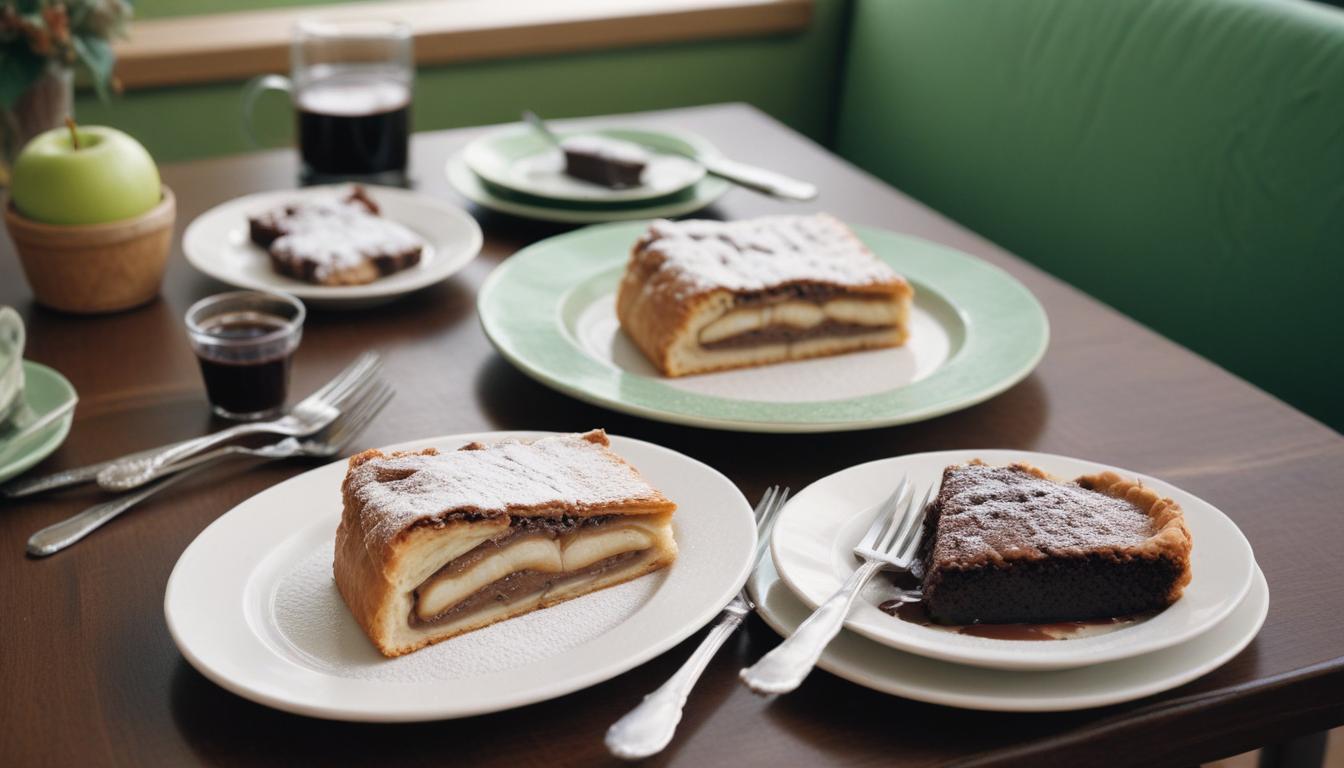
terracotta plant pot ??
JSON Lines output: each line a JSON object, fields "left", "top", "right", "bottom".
{"left": 4, "top": 186, "right": 175, "bottom": 314}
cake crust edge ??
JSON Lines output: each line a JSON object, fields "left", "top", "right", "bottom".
{"left": 921, "top": 460, "right": 1195, "bottom": 619}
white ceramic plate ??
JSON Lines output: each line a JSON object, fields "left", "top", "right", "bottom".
{"left": 749, "top": 549, "right": 1268, "bottom": 712}
{"left": 463, "top": 126, "right": 708, "bottom": 203}
{"left": 183, "top": 185, "right": 483, "bottom": 309}
{"left": 771, "top": 450, "right": 1255, "bottom": 670}
{"left": 165, "top": 431, "right": 755, "bottom": 722}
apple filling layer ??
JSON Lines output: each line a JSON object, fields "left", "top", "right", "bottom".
{"left": 698, "top": 297, "right": 904, "bottom": 349}
{"left": 410, "top": 515, "right": 664, "bottom": 626}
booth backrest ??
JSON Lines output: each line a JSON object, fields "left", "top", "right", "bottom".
{"left": 835, "top": 0, "right": 1344, "bottom": 431}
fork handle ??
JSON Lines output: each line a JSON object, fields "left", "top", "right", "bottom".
{"left": 112, "top": 443, "right": 273, "bottom": 489}
{"left": 739, "top": 559, "right": 884, "bottom": 695}
{"left": 26, "top": 465, "right": 211, "bottom": 557}
{"left": 606, "top": 596, "right": 750, "bottom": 760}
{"left": 96, "top": 422, "right": 273, "bottom": 489}
{"left": 1, "top": 437, "right": 200, "bottom": 498}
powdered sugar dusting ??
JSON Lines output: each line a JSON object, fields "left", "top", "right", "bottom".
{"left": 560, "top": 134, "right": 650, "bottom": 165}
{"left": 348, "top": 432, "right": 666, "bottom": 554}
{"left": 932, "top": 463, "right": 1157, "bottom": 563}
{"left": 269, "top": 198, "right": 424, "bottom": 281}
{"left": 635, "top": 214, "right": 904, "bottom": 298}
{"left": 272, "top": 540, "right": 664, "bottom": 682}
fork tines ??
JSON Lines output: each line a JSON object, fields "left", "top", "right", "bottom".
{"left": 856, "top": 477, "right": 935, "bottom": 570}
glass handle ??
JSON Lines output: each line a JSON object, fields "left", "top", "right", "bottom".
{"left": 241, "top": 74, "right": 293, "bottom": 148}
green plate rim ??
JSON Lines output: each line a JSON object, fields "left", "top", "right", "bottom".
{"left": 446, "top": 154, "right": 731, "bottom": 224}
{"left": 0, "top": 361, "right": 75, "bottom": 482}
{"left": 462, "top": 125, "right": 711, "bottom": 203}
{"left": 477, "top": 222, "right": 1049, "bottom": 433}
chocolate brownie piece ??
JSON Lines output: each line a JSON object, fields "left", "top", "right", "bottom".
{"left": 246, "top": 187, "right": 422, "bottom": 286}
{"left": 919, "top": 461, "right": 1192, "bottom": 625}
{"left": 248, "top": 187, "right": 378, "bottom": 249}
{"left": 561, "top": 135, "right": 649, "bottom": 188}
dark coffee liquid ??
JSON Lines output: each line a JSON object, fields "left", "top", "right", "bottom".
{"left": 194, "top": 315, "right": 293, "bottom": 417}
{"left": 297, "top": 79, "right": 410, "bottom": 178}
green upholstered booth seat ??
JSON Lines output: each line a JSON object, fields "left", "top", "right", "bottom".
{"left": 835, "top": 0, "right": 1344, "bottom": 431}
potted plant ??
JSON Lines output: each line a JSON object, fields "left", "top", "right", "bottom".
{"left": 0, "top": 0, "right": 131, "bottom": 178}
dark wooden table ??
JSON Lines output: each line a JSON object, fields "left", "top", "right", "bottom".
{"left": 2, "top": 104, "right": 1342, "bottom": 767}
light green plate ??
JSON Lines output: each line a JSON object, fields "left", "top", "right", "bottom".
{"left": 446, "top": 154, "right": 731, "bottom": 224}
{"left": 0, "top": 362, "right": 76, "bottom": 483}
{"left": 478, "top": 222, "right": 1050, "bottom": 433}
{"left": 463, "top": 126, "right": 710, "bottom": 204}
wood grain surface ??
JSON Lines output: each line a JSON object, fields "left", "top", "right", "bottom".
{"left": 1, "top": 104, "right": 1341, "bottom": 767}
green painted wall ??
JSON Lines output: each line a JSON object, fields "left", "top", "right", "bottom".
{"left": 79, "top": 0, "right": 850, "bottom": 164}
{"left": 136, "top": 0, "right": 369, "bottom": 19}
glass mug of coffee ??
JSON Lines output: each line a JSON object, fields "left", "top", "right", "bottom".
{"left": 244, "top": 19, "right": 413, "bottom": 184}
{"left": 185, "top": 291, "right": 305, "bottom": 421}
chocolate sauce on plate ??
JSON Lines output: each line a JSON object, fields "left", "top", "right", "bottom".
{"left": 878, "top": 597, "right": 1153, "bottom": 641}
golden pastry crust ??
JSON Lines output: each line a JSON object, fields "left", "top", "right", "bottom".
{"left": 1075, "top": 469, "right": 1193, "bottom": 602}
{"left": 616, "top": 215, "right": 913, "bottom": 377}
{"left": 333, "top": 429, "right": 678, "bottom": 657}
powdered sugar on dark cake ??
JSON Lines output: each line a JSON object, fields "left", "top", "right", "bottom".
{"left": 930, "top": 463, "right": 1157, "bottom": 565}
{"left": 632, "top": 214, "right": 904, "bottom": 299}
{"left": 345, "top": 432, "right": 668, "bottom": 553}
{"left": 267, "top": 199, "right": 423, "bottom": 282}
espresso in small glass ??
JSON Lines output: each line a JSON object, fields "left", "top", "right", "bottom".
{"left": 185, "top": 292, "right": 305, "bottom": 421}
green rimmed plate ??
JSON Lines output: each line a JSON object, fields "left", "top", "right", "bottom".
{"left": 478, "top": 222, "right": 1049, "bottom": 433}
{"left": 446, "top": 154, "right": 731, "bottom": 224}
{"left": 463, "top": 126, "right": 710, "bottom": 204}
{"left": 0, "top": 361, "right": 76, "bottom": 483}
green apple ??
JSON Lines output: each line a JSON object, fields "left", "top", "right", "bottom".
{"left": 11, "top": 123, "right": 161, "bottom": 226}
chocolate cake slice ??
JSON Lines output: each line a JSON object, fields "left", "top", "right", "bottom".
{"left": 246, "top": 186, "right": 423, "bottom": 287}
{"left": 920, "top": 461, "right": 1192, "bottom": 625}
{"left": 248, "top": 186, "right": 379, "bottom": 248}
{"left": 561, "top": 135, "right": 649, "bottom": 188}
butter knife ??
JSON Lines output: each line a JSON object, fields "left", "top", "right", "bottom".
{"left": 522, "top": 111, "right": 819, "bottom": 202}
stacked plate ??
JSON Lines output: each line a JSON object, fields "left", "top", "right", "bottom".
{"left": 0, "top": 308, "right": 76, "bottom": 484}
{"left": 754, "top": 449, "right": 1267, "bottom": 711}
{"left": 447, "top": 124, "right": 733, "bottom": 223}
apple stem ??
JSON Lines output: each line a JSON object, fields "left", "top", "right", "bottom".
{"left": 64, "top": 116, "right": 79, "bottom": 150}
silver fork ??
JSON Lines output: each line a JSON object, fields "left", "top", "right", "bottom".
{"left": 27, "top": 380, "right": 394, "bottom": 557}
{"left": 739, "top": 478, "right": 934, "bottom": 695}
{"left": 111, "top": 380, "right": 393, "bottom": 486}
{"left": 95, "top": 352, "right": 381, "bottom": 491}
{"left": 2, "top": 353, "right": 380, "bottom": 498}
{"left": 95, "top": 371, "right": 386, "bottom": 490}
{"left": 605, "top": 486, "right": 790, "bottom": 761}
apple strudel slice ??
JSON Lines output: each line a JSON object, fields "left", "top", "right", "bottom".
{"left": 616, "top": 214, "right": 914, "bottom": 377}
{"left": 334, "top": 429, "right": 677, "bottom": 658}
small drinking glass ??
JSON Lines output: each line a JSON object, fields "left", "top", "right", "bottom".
{"left": 185, "top": 291, "right": 305, "bottom": 421}
{"left": 243, "top": 18, "right": 414, "bottom": 184}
